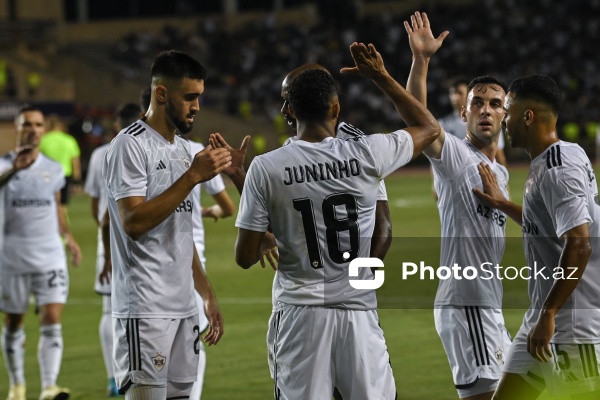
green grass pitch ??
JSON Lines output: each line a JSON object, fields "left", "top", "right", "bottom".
{"left": 0, "top": 165, "right": 573, "bottom": 399}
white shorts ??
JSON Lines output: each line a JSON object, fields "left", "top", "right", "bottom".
{"left": 434, "top": 306, "right": 511, "bottom": 396}
{"left": 503, "top": 324, "right": 546, "bottom": 391}
{"left": 270, "top": 304, "right": 396, "bottom": 400}
{"left": 113, "top": 315, "right": 201, "bottom": 394}
{"left": 0, "top": 269, "right": 69, "bottom": 313}
{"left": 542, "top": 343, "right": 600, "bottom": 396}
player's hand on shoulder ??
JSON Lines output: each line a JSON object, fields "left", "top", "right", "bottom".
{"left": 340, "top": 42, "right": 387, "bottom": 80}
{"left": 403, "top": 11, "right": 449, "bottom": 59}
{"left": 472, "top": 162, "right": 505, "bottom": 208}
{"left": 203, "top": 298, "right": 224, "bottom": 346}
{"left": 260, "top": 232, "right": 279, "bottom": 270}
{"left": 189, "top": 144, "right": 232, "bottom": 183}
{"left": 209, "top": 133, "right": 250, "bottom": 177}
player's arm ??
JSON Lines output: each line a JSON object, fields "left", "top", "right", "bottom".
{"left": 371, "top": 201, "right": 392, "bottom": 260}
{"left": 472, "top": 163, "right": 522, "bottom": 225}
{"left": 235, "top": 228, "right": 266, "bottom": 269}
{"left": 56, "top": 192, "right": 82, "bottom": 266}
{"left": 404, "top": 11, "right": 449, "bottom": 159}
{"left": 203, "top": 190, "right": 235, "bottom": 221}
{"left": 340, "top": 42, "right": 440, "bottom": 159}
{"left": 90, "top": 197, "right": 99, "bottom": 225}
{"left": 0, "top": 146, "right": 34, "bottom": 188}
{"left": 117, "top": 146, "right": 231, "bottom": 240}
{"left": 527, "top": 223, "right": 592, "bottom": 362}
{"left": 99, "top": 209, "right": 112, "bottom": 285}
{"left": 191, "top": 245, "right": 223, "bottom": 345}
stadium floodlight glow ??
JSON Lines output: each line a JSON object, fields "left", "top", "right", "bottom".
{"left": 349, "top": 257, "right": 385, "bottom": 290}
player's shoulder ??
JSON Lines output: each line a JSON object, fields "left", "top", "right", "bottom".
{"left": 39, "top": 154, "right": 64, "bottom": 173}
{"left": 542, "top": 141, "right": 588, "bottom": 171}
{"left": 336, "top": 121, "right": 366, "bottom": 140}
{"left": 188, "top": 140, "right": 205, "bottom": 154}
{"left": 117, "top": 121, "right": 148, "bottom": 140}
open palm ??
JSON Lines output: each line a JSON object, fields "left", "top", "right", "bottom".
{"left": 404, "top": 12, "right": 448, "bottom": 59}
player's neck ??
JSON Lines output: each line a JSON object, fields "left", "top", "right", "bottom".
{"left": 527, "top": 127, "right": 559, "bottom": 160}
{"left": 145, "top": 112, "right": 177, "bottom": 144}
{"left": 466, "top": 133, "right": 497, "bottom": 162}
{"left": 296, "top": 122, "right": 335, "bottom": 143}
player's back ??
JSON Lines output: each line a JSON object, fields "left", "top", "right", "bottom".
{"left": 238, "top": 131, "right": 413, "bottom": 310}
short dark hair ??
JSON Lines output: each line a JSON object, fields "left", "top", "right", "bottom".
{"left": 508, "top": 75, "right": 562, "bottom": 114}
{"left": 15, "top": 105, "right": 43, "bottom": 123}
{"left": 117, "top": 102, "right": 142, "bottom": 128}
{"left": 150, "top": 50, "right": 207, "bottom": 82}
{"left": 467, "top": 76, "right": 507, "bottom": 96}
{"left": 287, "top": 69, "right": 338, "bottom": 122}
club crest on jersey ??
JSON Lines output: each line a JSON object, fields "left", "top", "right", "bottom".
{"left": 151, "top": 352, "right": 166, "bottom": 371}
{"left": 183, "top": 158, "right": 191, "bottom": 169}
{"left": 42, "top": 171, "right": 51, "bottom": 182}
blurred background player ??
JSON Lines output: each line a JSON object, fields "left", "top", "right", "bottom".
{"left": 84, "top": 102, "right": 143, "bottom": 397}
{"left": 0, "top": 106, "right": 82, "bottom": 400}
{"left": 405, "top": 12, "right": 511, "bottom": 399}
{"left": 188, "top": 137, "right": 235, "bottom": 400}
{"left": 39, "top": 115, "right": 82, "bottom": 205}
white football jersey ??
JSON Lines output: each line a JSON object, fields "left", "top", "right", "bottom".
{"left": 84, "top": 143, "right": 111, "bottom": 294}
{"left": 428, "top": 133, "right": 509, "bottom": 308}
{"left": 521, "top": 141, "right": 600, "bottom": 343}
{"left": 103, "top": 120, "right": 196, "bottom": 319}
{"left": 283, "top": 122, "right": 388, "bottom": 201}
{"left": 236, "top": 130, "right": 414, "bottom": 310}
{"left": 0, "top": 153, "right": 66, "bottom": 274}
{"left": 189, "top": 140, "right": 226, "bottom": 263}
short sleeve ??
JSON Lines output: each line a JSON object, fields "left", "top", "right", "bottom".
{"left": 104, "top": 135, "right": 147, "bottom": 201}
{"left": 366, "top": 130, "right": 414, "bottom": 178}
{"left": 203, "top": 174, "right": 226, "bottom": 196}
{"left": 540, "top": 165, "right": 592, "bottom": 238}
{"left": 84, "top": 148, "right": 103, "bottom": 198}
{"left": 235, "top": 158, "right": 269, "bottom": 232}
{"left": 428, "top": 132, "right": 470, "bottom": 179}
{"left": 377, "top": 180, "right": 388, "bottom": 201}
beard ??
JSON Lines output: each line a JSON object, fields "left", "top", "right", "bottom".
{"left": 166, "top": 98, "right": 193, "bottom": 134}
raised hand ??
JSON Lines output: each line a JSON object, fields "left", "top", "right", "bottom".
{"left": 13, "top": 145, "right": 35, "bottom": 171}
{"left": 404, "top": 11, "right": 449, "bottom": 59}
{"left": 189, "top": 145, "right": 232, "bottom": 184}
{"left": 340, "top": 42, "right": 388, "bottom": 80}
{"left": 209, "top": 133, "right": 250, "bottom": 176}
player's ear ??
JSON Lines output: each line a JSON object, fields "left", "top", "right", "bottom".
{"left": 524, "top": 109, "right": 534, "bottom": 126}
{"left": 331, "top": 102, "right": 340, "bottom": 121}
{"left": 460, "top": 105, "right": 467, "bottom": 122}
{"left": 154, "top": 85, "right": 168, "bottom": 104}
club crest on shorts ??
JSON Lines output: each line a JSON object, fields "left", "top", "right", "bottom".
{"left": 495, "top": 347, "right": 503, "bottom": 364}
{"left": 151, "top": 352, "right": 166, "bottom": 371}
